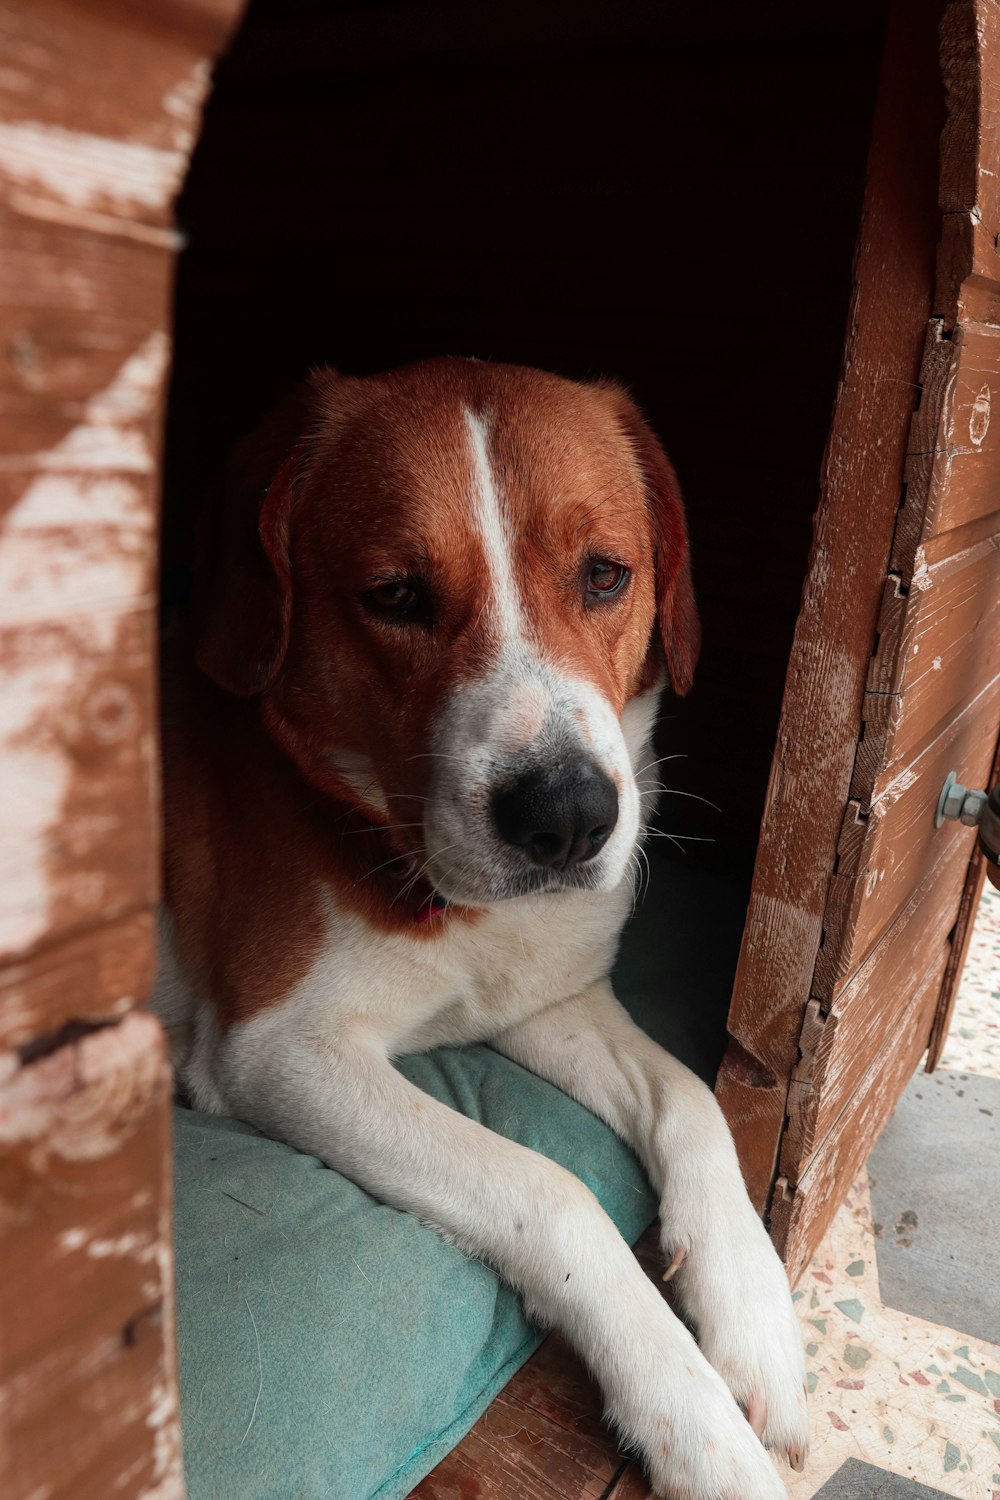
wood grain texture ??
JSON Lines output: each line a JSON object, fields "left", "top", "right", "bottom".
{"left": 0, "top": 0, "right": 241, "bottom": 988}
{"left": 913, "top": 323, "right": 1000, "bottom": 545}
{"left": 775, "top": 0, "right": 1000, "bottom": 1277}
{"left": 781, "top": 833, "right": 966, "bottom": 1177}
{"left": 605, "top": 1466, "right": 656, "bottom": 1499}
{"left": 411, "top": 1227, "right": 667, "bottom": 1499}
{"left": 922, "top": 0, "right": 1000, "bottom": 1089}
{"left": 773, "top": 961, "right": 941, "bottom": 1284}
{"left": 818, "top": 671, "right": 1000, "bottom": 996}
{"left": 715, "top": 0, "right": 945, "bottom": 1212}
{"left": 937, "top": 0, "right": 1000, "bottom": 325}
{"left": 0, "top": 4, "right": 242, "bottom": 1499}
{"left": 0, "top": 909, "right": 155, "bottom": 1054}
{"left": 1, "top": 1014, "right": 179, "bottom": 1500}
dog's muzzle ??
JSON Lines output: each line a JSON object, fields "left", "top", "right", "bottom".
{"left": 491, "top": 758, "right": 619, "bottom": 871}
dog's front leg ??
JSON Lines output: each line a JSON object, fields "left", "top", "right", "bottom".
{"left": 223, "top": 1029, "right": 786, "bottom": 1500}
{"left": 491, "top": 979, "right": 809, "bottom": 1475}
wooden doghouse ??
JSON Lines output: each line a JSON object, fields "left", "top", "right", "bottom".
{"left": 3, "top": 0, "right": 1000, "bottom": 1496}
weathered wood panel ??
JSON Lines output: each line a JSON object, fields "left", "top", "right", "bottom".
{"left": 0, "top": 607, "right": 159, "bottom": 966}
{"left": 937, "top": 0, "right": 1000, "bottom": 325}
{"left": 606, "top": 1466, "right": 656, "bottom": 1499}
{"left": 782, "top": 835, "right": 966, "bottom": 1176}
{"left": 0, "top": 4, "right": 243, "bottom": 1498}
{"left": 856, "top": 521, "right": 1000, "bottom": 799}
{"left": 772, "top": 963, "right": 941, "bottom": 1284}
{"left": 1, "top": 1015, "right": 178, "bottom": 1500}
{"left": 921, "top": 0, "right": 1000, "bottom": 1072}
{"left": 0, "top": 911, "right": 155, "bottom": 1054}
{"left": 918, "top": 324, "right": 1000, "bottom": 542}
{"left": 775, "top": 0, "right": 1000, "bottom": 1278}
{"left": 818, "top": 672, "right": 1000, "bottom": 996}
{"left": 716, "top": 0, "right": 946, "bottom": 1211}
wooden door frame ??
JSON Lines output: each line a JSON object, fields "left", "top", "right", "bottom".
{"left": 0, "top": 4, "right": 243, "bottom": 1497}
{"left": 717, "top": 0, "right": 1000, "bottom": 1282}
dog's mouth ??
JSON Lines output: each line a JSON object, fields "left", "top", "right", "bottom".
{"left": 418, "top": 845, "right": 617, "bottom": 909}
{"left": 413, "top": 891, "right": 450, "bottom": 924}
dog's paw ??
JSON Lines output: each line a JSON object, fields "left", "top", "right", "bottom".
{"left": 611, "top": 1348, "right": 790, "bottom": 1500}
{"left": 663, "top": 1210, "right": 809, "bottom": 1472}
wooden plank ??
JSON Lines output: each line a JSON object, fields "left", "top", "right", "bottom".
{"left": 0, "top": 10, "right": 242, "bottom": 1500}
{"left": 0, "top": 910, "right": 155, "bottom": 1055}
{"left": 0, "top": 0, "right": 239, "bottom": 990}
{"left": 921, "top": 323, "right": 1000, "bottom": 544}
{"left": 773, "top": 961, "right": 942, "bottom": 1285}
{"left": 1, "top": 1014, "right": 179, "bottom": 1500}
{"left": 782, "top": 833, "right": 966, "bottom": 1176}
{"left": 772, "top": 0, "right": 1000, "bottom": 1280}
{"left": 893, "top": 525, "right": 1000, "bottom": 767}
{"left": 817, "top": 670, "right": 1000, "bottom": 996}
{"left": 890, "top": 322, "right": 1000, "bottom": 587}
{"left": 716, "top": 0, "right": 946, "bottom": 1212}
{"left": 0, "top": 214, "right": 178, "bottom": 463}
{"left": 413, "top": 1227, "right": 667, "bottom": 1499}
{"left": 0, "top": 0, "right": 240, "bottom": 234}
{"left": 409, "top": 1387, "right": 615, "bottom": 1500}
{"left": 606, "top": 1466, "right": 656, "bottom": 1499}
{"left": 937, "top": 0, "right": 1000, "bottom": 326}
{"left": 856, "top": 526, "right": 1000, "bottom": 798}
{"left": 0, "top": 606, "right": 159, "bottom": 967}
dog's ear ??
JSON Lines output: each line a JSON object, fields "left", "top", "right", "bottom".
{"left": 607, "top": 388, "right": 700, "bottom": 697}
{"left": 195, "top": 376, "right": 337, "bottom": 696}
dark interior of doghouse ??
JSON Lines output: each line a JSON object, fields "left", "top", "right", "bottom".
{"left": 161, "top": 0, "right": 892, "bottom": 1084}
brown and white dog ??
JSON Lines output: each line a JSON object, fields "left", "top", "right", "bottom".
{"left": 154, "top": 358, "right": 808, "bottom": 1499}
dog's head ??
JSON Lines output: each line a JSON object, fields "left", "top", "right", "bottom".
{"left": 196, "top": 359, "right": 698, "bottom": 905}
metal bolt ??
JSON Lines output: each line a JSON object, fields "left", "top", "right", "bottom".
{"left": 959, "top": 787, "right": 988, "bottom": 826}
{"left": 937, "top": 771, "right": 989, "bottom": 828}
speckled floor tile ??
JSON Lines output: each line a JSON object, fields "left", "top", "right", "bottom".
{"left": 812, "top": 1457, "right": 955, "bottom": 1497}
{"left": 787, "top": 883, "right": 1000, "bottom": 1500}
{"left": 939, "top": 883, "right": 1000, "bottom": 1080}
{"left": 787, "top": 1170, "right": 1000, "bottom": 1499}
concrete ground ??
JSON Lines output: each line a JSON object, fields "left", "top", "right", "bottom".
{"left": 786, "top": 883, "right": 1000, "bottom": 1500}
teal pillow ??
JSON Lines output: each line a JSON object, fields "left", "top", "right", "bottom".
{"left": 173, "top": 861, "right": 748, "bottom": 1499}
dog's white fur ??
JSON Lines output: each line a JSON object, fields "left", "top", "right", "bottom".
{"left": 156, "top": 405, "right": 807, "bottom": 1498}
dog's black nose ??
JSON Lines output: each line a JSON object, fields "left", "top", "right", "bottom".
{"left": 492, "top": 760, "right": 619, "bottom": 870}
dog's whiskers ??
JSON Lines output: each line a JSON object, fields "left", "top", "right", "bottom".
{"left": 391, "top": 843, "right": 462, "bottom": 909}
{"left": 340, "top": 822, "right": 425, "bottom": 837}
{"left": 658, "top": 788, "right": 722, "bottom": 813}
{"left": 354, "top": 849, "right": 415, "bottom": 887}
{"left": 632, "top": 753, "right": 687, "bottom": 779}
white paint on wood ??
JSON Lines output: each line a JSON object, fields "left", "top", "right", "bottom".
{"left": 0, "top": 332, "right": 165, "bottom": 625}
{"left": 0, "top": 335, "right": 165, "bottom": 956}
{"left": 969, "top": 383, "right": 991, "bottom": 446}
{"left": 0, "top": 120, "right": 187, "bottom": 219}
{"left": 160, "top": 60, "right": 213, "bottom": 153}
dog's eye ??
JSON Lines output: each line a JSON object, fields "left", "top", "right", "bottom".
{"left": 586, "top": 560, "right": 630, "bottom": 599}
{"left": 366, "top": 581, "right": 416, "bottom": 611}
{"left": 361, "top": 576, "right": 433, "bottom": 625}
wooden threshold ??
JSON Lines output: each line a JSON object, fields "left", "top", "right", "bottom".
{"left": 410, "top": 1227, "right": 663, "bottom": 1499}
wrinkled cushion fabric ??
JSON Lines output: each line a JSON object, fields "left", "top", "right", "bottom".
{"left": 173, "top": 862, "right": 747, "bottom": 1499}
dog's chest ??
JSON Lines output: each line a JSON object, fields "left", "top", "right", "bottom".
{"left": 294, "top": 887, "right": 629, "bottom": 1055}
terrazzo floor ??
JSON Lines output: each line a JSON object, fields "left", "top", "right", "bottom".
{"left": 787, "top": 882, "right": 1000, "bottom": 1500}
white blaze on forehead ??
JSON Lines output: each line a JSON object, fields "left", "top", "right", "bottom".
{"left": 492, "top": 678, "right": 550, "bottom": 752}
{"left": 464, "top": 408, "right": 523, "bottom": 641}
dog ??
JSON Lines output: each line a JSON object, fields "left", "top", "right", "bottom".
{"left": 154, "top": 357, "right": 808, "bottom": 1499}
